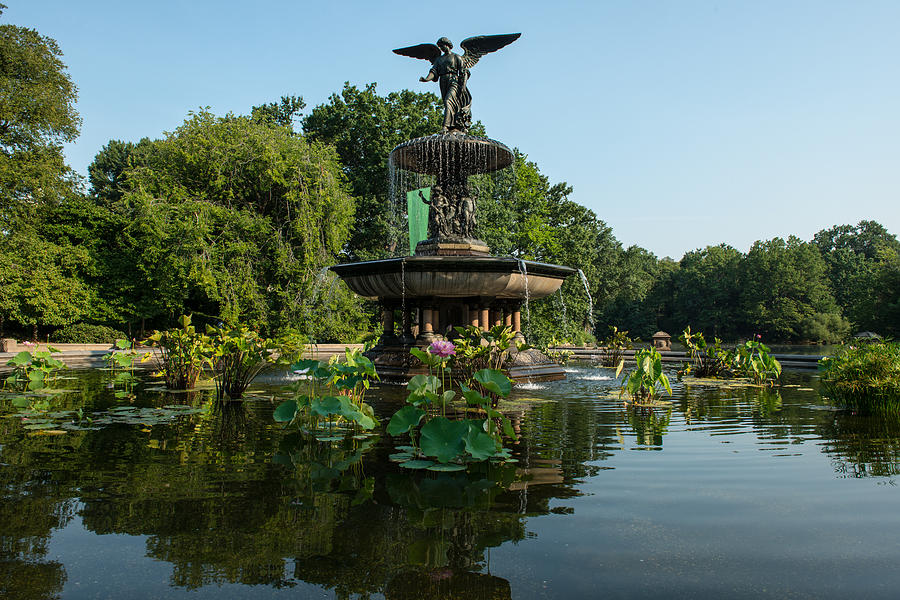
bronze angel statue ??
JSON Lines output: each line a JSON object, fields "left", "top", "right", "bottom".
{"left": 393, "top": 33, "right": 521, "bottom": 134}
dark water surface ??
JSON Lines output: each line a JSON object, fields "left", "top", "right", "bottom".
{"left": 2, "top": 366, "right": 899, "bottom": 599}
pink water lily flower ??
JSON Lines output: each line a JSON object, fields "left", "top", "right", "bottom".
{"left": 429, "top": 340, "right": 456, "bottom": 358}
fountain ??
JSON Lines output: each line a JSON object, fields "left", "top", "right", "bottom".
{"left": 330, "top": 32, "right": 576, "bottom": 382}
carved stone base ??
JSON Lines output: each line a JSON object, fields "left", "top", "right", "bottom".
{"left": 415, "top": 238, "right": 490, "bottom": 257}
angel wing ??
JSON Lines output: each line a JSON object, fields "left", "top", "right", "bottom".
{"left": 392, "top": 43, "right": 441, "bottom": 62}
{"left": 460, "top": 33, "right": 521, "bottom": 69}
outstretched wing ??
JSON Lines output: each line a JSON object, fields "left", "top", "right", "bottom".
{"left": 393, "top": 43, "right": 441, "bottom": 62}
{"left": 460, "top": 33, "right": 521, "bottom": 69}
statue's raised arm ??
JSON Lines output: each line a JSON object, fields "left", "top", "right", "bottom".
{"left": 393, "top": 33, "right": 521, "bottom": 134}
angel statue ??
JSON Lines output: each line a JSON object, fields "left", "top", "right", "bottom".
{"left": 393, "top": 33, "right": 521, "bottom": 135}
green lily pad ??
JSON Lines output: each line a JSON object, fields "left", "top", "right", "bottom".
{"left": 389, "top": 452, "right": 416, "bottom": 462}
{"left": 387, "top": 405, "right": 425, "bottom": 436}
{"left": 474, "top": 369, "right": 511, "bottom": 397}
{"left": 426, "top": 463, "right": 466, "bottom": 472}
{"left": 464, "top": 427, "right": 499, "bottom": 461}
{"left": 420, "top": 417, "right": 467, "bottom": 463}
{"left": 273, "top": 399, "right": 298, "bottom": 422}
{"left": 399, "top": 459, "right": 436, "bottom": 469}
{"left": 24, "top": 422, "right": 58, "bottom": 430}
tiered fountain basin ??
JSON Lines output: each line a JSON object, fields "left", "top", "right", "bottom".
{"left": 390, "top": 134, "right": 514, "bottom": 176}
{"left": 330, "top": 256, "right": 573, "bottom": 300}
{"left": 331, "top": 256, "right": 576, "bottom": 383}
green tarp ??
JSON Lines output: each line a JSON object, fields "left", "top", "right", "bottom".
{"left": 407, "top": 187, "right": 430, "bottom": 255}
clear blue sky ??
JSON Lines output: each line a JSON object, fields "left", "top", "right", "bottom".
{"left": 10, "top": 0, "right": 900, "bottom": 259}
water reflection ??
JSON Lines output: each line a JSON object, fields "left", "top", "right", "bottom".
{"left": 1, "top": 366, "right": 900, "bottom": 598}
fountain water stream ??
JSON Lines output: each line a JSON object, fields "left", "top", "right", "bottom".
{"left": 576, "top": 269, "right": 594, "bottom": 333}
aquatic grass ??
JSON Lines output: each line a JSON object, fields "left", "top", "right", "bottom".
{"left": 820, "top": 341, "right": 900, "bottom": 413}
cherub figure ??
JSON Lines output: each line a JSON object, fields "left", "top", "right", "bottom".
{"left": 393, "top": 33, "right": 521, "bottom": 134}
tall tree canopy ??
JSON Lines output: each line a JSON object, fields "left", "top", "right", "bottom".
{"left": 813, "top": 220, "right": 900, "bottom": 333}
{"left": 302, "top": 83, "right": 444, "bottom": 260}
{"left": 81, "top": 110, "right": 364, "bottom": 338}
{"left": 0, "top": 6, "right": 80, "bottom": 228}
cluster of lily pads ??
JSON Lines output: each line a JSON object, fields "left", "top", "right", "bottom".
{"left": 273, "top": 348, "right": 380, "bottom": 441}
{"left": 13, "top": 404, "right": 206, "bottom": 435}
{"left": 386, "top": 367, "right": 518, "bottom": 471}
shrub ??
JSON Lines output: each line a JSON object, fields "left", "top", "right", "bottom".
{"left": 54, "top": 323, "right": 128, "bottom": 344}
{"left": 820, "top": 341, "right": 900, "bottom": 413}
{"left": 799, "top": 313, "right": 851, "bottom": 344}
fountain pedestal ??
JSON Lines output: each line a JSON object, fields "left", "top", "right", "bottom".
{"left": 330, "top": 133, "right": 577, "bottom": 382}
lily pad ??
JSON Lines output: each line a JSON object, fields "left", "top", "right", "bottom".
{"left": 399, "top": 459, "right": 436, "bottom": 470}
{"left": 420, "top": 417, "right": 467, "bottom": 463}
{"left": 426, "top": 463, "right": 466, "bottom": 472}
{"left": 387, "top": 405, "right": 425, "bottom": 436}
{"left": 389, "top": 452, "right": 416, "bottom": 462}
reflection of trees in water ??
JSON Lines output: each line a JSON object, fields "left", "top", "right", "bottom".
{"left": 0, "top": 420, "right": 75, "bottom": 599}
{"left": 818, "top": 410, "right": 900, "bottom": 478}
{"left": 0, "top": 396, "right": 530, "bottom": 597}
{"left": 7, "top": 369, "right": 900, "bottom": 597}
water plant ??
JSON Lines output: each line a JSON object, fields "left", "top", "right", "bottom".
{"left": 545, "top": 337, "right": 575, "bottom": 366}
{"left": 618, "top": 347, "right": 673, "bottom": 403}
{"left": 273, "top": 348, "right": 380, "bottom": 440}
{"left": 103, "top": 339, "right": 148, "bottom": 400}
{"left": 144, "top": 315, "right": 211, "bottom": 390}
{"left": 207, "top": 325, "right": 304, "bottom": 401}
{"left": 678, "top": 327, "right": 781, "bottom": 385}
{"left": 678, "top": 326, "right": 734, "bottom": 378}
{"left": 733, "top": 337, "right": 782, "bottom": 385}
{"left": 4, "top": 344, "right": 66, "bottom": 392}
{"left": 387, "top": 346, "right": 518, "bottom": 471}
{"left": 820, "top": 341, "right": 900, "bottom": 413}
{"left": 599, "top": 326, "right": 633, "bottom": 368}
{"left": 450, "top": 325, "right": 517, "bottom": 389}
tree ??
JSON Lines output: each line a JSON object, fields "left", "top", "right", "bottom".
{"left": 87, "top": 137, "right": 154, "bottom": 204}
{"left": 303, "top": 83, "right": 445, "bottom": 260}
{"left": 813, "top": 221, "right": 900, "bottom": 332}
{"left": 598, "top": 246, "right": 670, "bottom": 340}
{"left": 0, "top": 8, "right": 81, "bottom": 229}
{"left": 668, "top": 244, "right": 743, "bottom": 338}
{"left": 740, "top": 236, "right": 846, "bottom": 341}
{"left": 90, "top": 109, "right": 367, "bottom": 338}
{"left": 0, "top": 229, "right": 94, "bottom": 339}
{"left": 251, "top": 95, "right": 305, "bottom": 130}
{"left": 475, "top": 152, "right": 620, "bottom": 344}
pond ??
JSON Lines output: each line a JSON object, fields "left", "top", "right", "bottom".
{"left": 2, "top": 365, "right": 899, "bottom": 599}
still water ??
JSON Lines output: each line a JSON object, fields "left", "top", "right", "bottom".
{"left": 2, "top": 365, "right": 899, "bottom": 599}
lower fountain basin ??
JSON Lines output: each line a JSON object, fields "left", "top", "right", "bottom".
{"left": 330, "top": 256, "right": 575, "bottom": 301}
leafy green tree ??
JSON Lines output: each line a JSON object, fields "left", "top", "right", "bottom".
{"left": 251, "top": 94, "right": 305, "bottom": 130}
{"left": 87, "top": 137, "right": 154, "bottom": 204}
{"left": 476, "top": 152, "right": 619, "bottom": 344}
{"left": 668, "top": 244, "right": 743, "bottom": 338}
{"left": 0, "top": 8, "right": 81, "bottom": 230}
{"left": 302, "top": 83, "right": 445, "bottom": 260}
{"left": 813, "top": 221, "right": 900, "bottom": 332}
{"left": 740, "top": 236, "right": 845, "bottom": 341}
{"left": 0, "top": 230, "right": 94, "bottom": 339}
{"left": 598, "top": 246, "right": 674, "bottom": 340}
{"left": 96, "top": 109, "right": 367, "bottom": 338}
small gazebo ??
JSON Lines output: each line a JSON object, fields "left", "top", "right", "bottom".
{"left": 651, "top": 331, "right": 672, "bottom": 351}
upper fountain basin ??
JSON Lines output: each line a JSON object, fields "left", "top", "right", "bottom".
{"left": 330, "top": 256, "right": 575, "bottom": 301}
{"left": 390, "top": 134, "right": 514, "bottom": 176}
